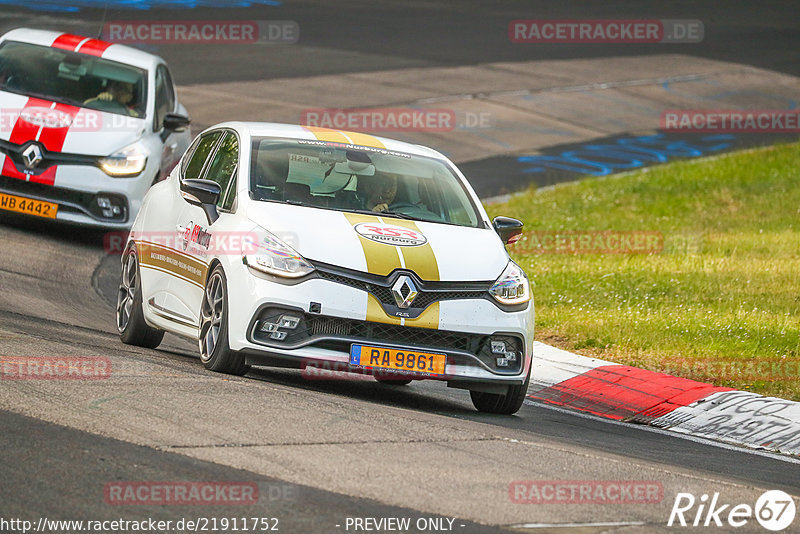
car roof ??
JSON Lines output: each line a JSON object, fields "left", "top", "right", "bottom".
{"left": 0, "top": 28, "right": 163, "bottom": 71}
{"left": 209, "top": 121, "right": 450, "bottom": 162}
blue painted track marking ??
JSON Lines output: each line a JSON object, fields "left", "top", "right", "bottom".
{"left": 0, "top": 0, "right": 281, "bottom": 11}
{"left": 517, "top": 133, "right": 735, "bottom": 176}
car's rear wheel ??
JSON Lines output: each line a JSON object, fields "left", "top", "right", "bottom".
{"left": 470, "top": 366, "right": 531, "bottom": 415}
{"left": 117, "top": 247, "right": 164, "bottom": 349}
{"left": 199, "top": 265, "right": 248, "bottom": 376}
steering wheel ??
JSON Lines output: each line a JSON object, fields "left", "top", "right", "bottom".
{"left": 86, "top": 98, "right": 130, "bottom": 114}
{"left": 386, "top": 202, "right": 418, "bottom": 211}
{"left": 386, "top": 202, "right": 444, "bottom": 222}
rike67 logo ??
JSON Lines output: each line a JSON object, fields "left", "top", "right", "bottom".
{"left": 668, "top": 490, "right": 796, "bottom": 531}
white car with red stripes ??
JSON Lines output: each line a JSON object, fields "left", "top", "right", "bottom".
{"left": 117, "top": 122, "right": 534, "bottom": 414}
{"left": 0, "top": 28, "right": 191, "bottom": 227}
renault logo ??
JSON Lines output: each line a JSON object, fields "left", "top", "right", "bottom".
{"left": 21, "top": 144, "right": 43, "bottom": 169}
{"left": 391, "top": 275, "right": 418, "bottom": 309}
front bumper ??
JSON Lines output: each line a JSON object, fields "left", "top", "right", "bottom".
{"left": 225, "top": 260, "right": 534, "bottom": 385}
{"left": 0, "top": 173, "right": 133, "bottom": 227}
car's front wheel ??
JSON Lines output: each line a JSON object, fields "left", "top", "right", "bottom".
{"left": 117, "top": 246, "right": 164, "bottom": 349}
{"left": 470, "top": 366, "right": 531, "bottom": 415}
{"left": 199, "top": 265, "right": 248, "bottom": 375}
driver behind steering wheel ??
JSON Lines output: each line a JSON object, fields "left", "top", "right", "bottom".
{"left": 84, "top": 79, "right": 139, "bottom": 117}
{"left": 359, "top": 172, "right": 399, "bottom": 213}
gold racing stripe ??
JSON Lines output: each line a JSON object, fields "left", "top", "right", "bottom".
{"left": 389, "top": 219, "right": 440, "bottom": 282}
{"left": 406, "top": 301, "right": 439, "bottom": 330}
{"left": 136, "top": 240, "right": 208, "bottom": 289}
{"left": 344, "top": 213, "right": 440, "bottom": 329}
{"left": 367, "top": 294, "right": 401, "bottom": 326}
{"left": 303, "top": 126, "right": 386, "bottom": 149}
{"left": 302, "top": 126, "right": 350, "bottom": 144}
{"left": 343, "top": 131, "right": 386, "bottom": 149}
{"left": 343, "top": 213, "right": 402, "bottom": 276}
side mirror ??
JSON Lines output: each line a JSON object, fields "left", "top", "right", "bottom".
{"left": 492, "top": 216, "right": 524, "bottom": 245}
{"left": 180, "top": 179, "right": 220, "bottom": 224}
{"left": 160, "top": 113, "right": 191, "bottom": 141}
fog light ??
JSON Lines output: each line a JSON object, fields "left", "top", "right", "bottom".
{"left": 496, "top": 357, "right": 509, "bottom": 367}
{"left": 259, "top": 322, "right": 279, "bottom": 333}
{"left": 269, "top": 331, "right": 288, "bottom": 341}
{"left": 491, "top": 341, "right": 506, "bottom": 354}
{"left": 95, "top": 195, "right": 124, "bottom": 219}
{"left": 504, "top": 351, "right": 517, "bottom": 362}
{"left": 278, "top": 315, "right": 300, "bottom": 329}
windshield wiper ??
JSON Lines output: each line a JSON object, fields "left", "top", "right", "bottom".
{"left": 346, "top": 208, "right": 422, "bottom": 221}
{"left": 379, "top": 210, "right": 422, "bottom": 221}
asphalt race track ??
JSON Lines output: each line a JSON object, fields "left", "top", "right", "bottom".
{"left": 1, "top": 2, "right": 800, "bottom": 533}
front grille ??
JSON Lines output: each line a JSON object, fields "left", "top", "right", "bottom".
{"left": 0, "top": 174, "right": 93, "bottom": 206}
{"left": 0, "top": 139, "right": 98, "bottom": 174}
{"left": 0, "top": 174, "right": 128, "bottom": 222}
{"left": 250, "top": 307, "right": 523, "bottom": 374}
{"left": 307, "top": 314, "right": 482, "bottom": 353}
{"left": 315, "top": 264, "right": 489, "bottom": 313}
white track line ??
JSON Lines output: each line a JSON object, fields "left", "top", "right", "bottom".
{"left": 526, "top": 400, "right": 800, "bottom": 465}
{"left": 509, "top": 521, "right": 647, "bottom": 529}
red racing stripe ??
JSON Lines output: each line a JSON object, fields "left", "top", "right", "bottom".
{"left": 29, "top": 102, "right": 81, "bottom": 185}
{"left": 51, "top": 34, "right": 113, "bottom": 57}
{"left": 76, "top": 39, "right": 113, "bottom": 57}
{"left": 2, "top": 98, "right": 82, "bottom": 186}
{"left": 530, "top": 365, "right": 733, "bottom": 422}
{"left": 51, "top": 33, "right": 85, "bottom": 51}
{"left": 2, "top": 97, "right": 44, "bottom": 181}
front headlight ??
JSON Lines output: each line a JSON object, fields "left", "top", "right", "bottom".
{"left": 98, "top": 144, "right": 148, "bottom": 177}
{"left": 243, "top": 228, "right": 314, "bottom": 278}
{"left": 489, "top": 261, "right": 530, "bottom": 305}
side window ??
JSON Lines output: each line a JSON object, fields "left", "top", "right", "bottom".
{"left": 183, "top": 131, "right": 222, "bottom": 180}
{"left": 180, "top": 136, "right": 201, "bottom": 176}
{"left": 154, "top": 65, "right": 176, "bottom": 131}
{"left": 204, "top": 132, "right": 239, "bottom": 210}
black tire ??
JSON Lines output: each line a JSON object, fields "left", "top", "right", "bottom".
{"left": 470, "top": 366, "right": 531, "bottom": 415}
{"left": 117, "top": 246, "right": 164, "bottom": 349}
{"left": 199, "top": 265, "right": 248, "bottom": 376}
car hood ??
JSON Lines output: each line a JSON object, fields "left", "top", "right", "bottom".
{"left": 245, "top": 202, "right": 509, "bottom": 282}
{"left": 0, "top": 91, "right": 145, "bottom": 155}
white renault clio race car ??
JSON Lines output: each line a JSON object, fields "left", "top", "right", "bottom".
{"left": 118, "top": 122, "right": 534, "bottom": 414}
{"left": 0, "top": 28, "right": 191, "bottom": 227}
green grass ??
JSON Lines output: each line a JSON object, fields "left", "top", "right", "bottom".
{"left": 486, "top": 142, "right": 800, "bottom": 400}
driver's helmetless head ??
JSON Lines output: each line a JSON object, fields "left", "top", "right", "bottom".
{"left": 365, "top": 173, "right": 398, "bottom": 206}
{"left": 107, "top": 80, "right": 134, "bottom": 104}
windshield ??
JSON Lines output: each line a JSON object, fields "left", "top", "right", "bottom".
{"left": 250, "top": 138, "right": 482, "bottom": 228}
{"left": 0, "top": 40, "right": 147, "bottom": 118}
